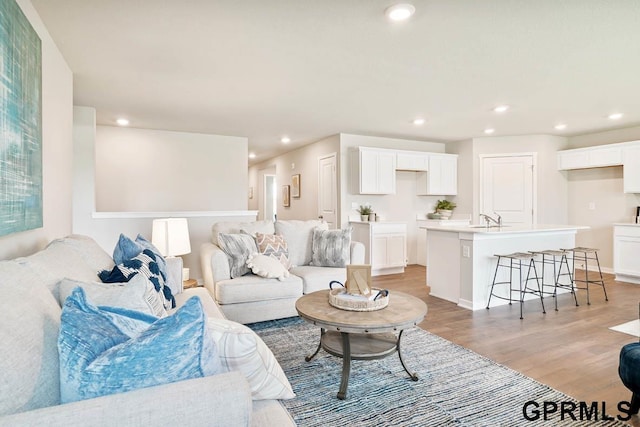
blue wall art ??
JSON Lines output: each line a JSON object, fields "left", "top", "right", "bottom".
{"left": 0, "top": 0, "right": 43, "bottom": 236}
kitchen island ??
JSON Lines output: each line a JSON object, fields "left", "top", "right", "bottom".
{"left": 421, "top": 224, "right": 588, "bottom": 310}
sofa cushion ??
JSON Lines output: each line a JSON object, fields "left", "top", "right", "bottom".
{"left": 59, "top": 289, "right": 221, "bottom": 403}
{"left": 55, "top": 234, "right": 115, "bottom": 273}
{"left": 255, "top": 232, "right": 291, "bottom": 269}
{"left": 212, "top": 220, "right": 274, "bottom": 246}
{"left": 58, "top": 274, "right": 168, "bottom": 317}
{"left": 217, "top": 233, "right": 258, "bottom": 279}
{"left": 247, "top": 253, "right": 290, "bottom": 281}
{"left": 274, "top": 220, "right": 328, "bottom": 267}
{"left": 99, "top": 249, "right": 175, "bottom": 309}
{"left": 290, "top": 265, "right": 347, "bottom": 294}
{"left": 310, "top": 227, "right": 352, "bottom": 267}
{"left": 207, "top": 317, "right": 295, "bottom": 400}
{"left": 215, "top": 274, "right": 303, "bottom": 305}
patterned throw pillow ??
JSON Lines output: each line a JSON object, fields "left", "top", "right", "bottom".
{"left": 311, "top": 227, "right": 352, "bottom": 267}
{"left": 255, "top": 232, "right": 291, "bottom": 269}
{"left": 98, "top": 249, "right": 175, "bottom": 309}
{"left": 58, "top": 288, "right": 220, "bottom": 403}
{"left": 217, "top": 232, "right": 258, "bottom": 278}
{"left": 112, "top": 234, "right": 168, "bottom": 285}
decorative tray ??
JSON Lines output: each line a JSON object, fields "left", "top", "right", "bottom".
{"left": 328, "top": 288, "right": 389, "bottom": 312}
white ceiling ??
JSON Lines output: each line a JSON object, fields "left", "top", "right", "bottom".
{"left": 31, "top": 0, "right": 640, "bottom": 163}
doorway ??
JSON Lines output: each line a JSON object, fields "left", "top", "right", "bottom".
{"left": 479, "top": 154, "right": 536, "bottom": 225}
{"left": 318, "top": 153, "right": 337, "bottom": 229}
{"left": 263, "top": 174, "right": 277, "bottom": 222}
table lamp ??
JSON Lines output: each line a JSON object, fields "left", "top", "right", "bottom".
{"left": 152, "top": 218, "right": 192, "bottom": 280}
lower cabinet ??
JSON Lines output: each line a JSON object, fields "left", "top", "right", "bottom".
{"left": 614, "top": 224, "right": 640, "bottom": 284}
{"left": 350, "top": 222, "right": 407, "bottom": 276}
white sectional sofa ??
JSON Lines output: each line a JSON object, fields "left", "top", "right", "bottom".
{"left": 0, "top": 234, "right": 294, "bottom": 427}
{"left": 201, "top": 219, "right": 365, "bottom": 324}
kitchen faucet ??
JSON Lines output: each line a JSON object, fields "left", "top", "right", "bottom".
{"left": 479, "top": 212, "right": 502, "bottom": 227}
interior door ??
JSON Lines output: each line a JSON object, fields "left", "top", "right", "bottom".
{"left": 318, "top": 153, "right": 337, "bottom": 229}
{"left": 480, "top": 155, "right": 535, "bottom": 225}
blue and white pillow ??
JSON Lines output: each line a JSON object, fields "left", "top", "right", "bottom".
{"left": 99, "top": 249, "right": 175, "bottom": 309}
{"left": 112, "top": 234, "right": 168, "bottom": 282}
{"left": 58, "top": 288, "right": 221, "bottom": 403}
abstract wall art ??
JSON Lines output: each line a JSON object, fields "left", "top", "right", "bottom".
{"left": 0, "top": 0, "right": 43, "bottom": 236}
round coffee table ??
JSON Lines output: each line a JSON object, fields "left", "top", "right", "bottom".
{"left": 295, "top": 289, "right": 427, "bottom": 400}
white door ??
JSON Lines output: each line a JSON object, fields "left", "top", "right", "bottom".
{"left": 480, "top": 155, "right": 535, "bottom": 225}
{"left": 263, "top": 174, "right": 277, "bottom": 222}
{"left": 318, "top": 153, "right": 337, "bottom": 229}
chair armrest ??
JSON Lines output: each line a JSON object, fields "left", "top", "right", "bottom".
{"left": 0, "top": 372, "right": 251, "bottom": 427}
{"left": 350, "top": 241, "right": 365, "bottom": 264}
{"left": 200, "top": 242, "right": 231, "bottom": 287}
{"left": 165, "top": 256, "right": 184, "bottom": 295}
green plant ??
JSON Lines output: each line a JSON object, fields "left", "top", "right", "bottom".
{"left": 357, "top": 204, "right": 373, "bottom": 215}
{"left": 435, "top": 199, "right": 456, "bottom": 212}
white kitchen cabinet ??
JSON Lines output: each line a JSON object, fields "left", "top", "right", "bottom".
{"left": 352, "top": 147, "right": 396, "bottom": 194}
{"left": 396, "top": 151, "right": 429, "bottom": 171}
{"left": 614, "top": 224, "right": 640, "bottom": 284}
{"left": 350, "top": 221, "right": 406, "bottom": 276}
{"left": 557, "top": 143, "right": 624, "bottom": 170}
{"left": 623, "top": 143, "right": 640, "bottom": 193}
{"left": 416, "top": 154, "right": 458, "bottom": 195}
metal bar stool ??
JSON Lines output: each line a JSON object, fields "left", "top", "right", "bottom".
{"left": 561, "top": 247, "right": 608, "bottom": 305}
{"left": 529, "top": 249, "right": 579, "bottom": 311}
{"left": 486, "top": 252, "right": 546, "bottom": 319}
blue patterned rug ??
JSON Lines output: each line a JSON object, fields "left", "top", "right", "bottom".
{"left": 251, "top": 317, "right": 629, "bottom": 427}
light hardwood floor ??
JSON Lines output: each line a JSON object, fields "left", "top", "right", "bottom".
{"left": 373, "top": 265, "right": 640, "bottom": 424}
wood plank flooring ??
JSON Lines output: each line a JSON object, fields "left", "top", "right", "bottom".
{"left": 372, "top": 265, "right": 640, "bottom": 424}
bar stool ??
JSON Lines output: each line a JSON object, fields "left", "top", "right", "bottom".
{"left": 529, "top": 249, "right": 579, "bottom": 311}
{"left": 561, "top": 247, "right": 608, "bottom": 305}
{"left": 486, "top": 252, "right": 546, "bottom": 319}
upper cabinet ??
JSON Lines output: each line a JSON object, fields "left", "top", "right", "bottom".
{"left": 557, "top": 141, "right": 640, "bottom": 193}
{"left": 417, "top": 154, "right": 458, "bottom": 196}
{"left": 352, "top": 147, "right": 397, "bottom": 194}
{"left": 557, "top": 143, "right": 625, "bottom": 170}
{"left": 396, "top": 151, "right": 429, "bottom": 171}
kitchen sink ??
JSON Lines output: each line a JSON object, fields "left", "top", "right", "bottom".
{"left": 467, "top": 224, "right": 510, "bottom": 228}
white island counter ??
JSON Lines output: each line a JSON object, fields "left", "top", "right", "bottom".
{"left": 421, "top": 224, "right": 588, "bottom": 310}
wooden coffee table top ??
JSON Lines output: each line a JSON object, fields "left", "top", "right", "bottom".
{"left": 296, "top": 290, "right": 427, "bottom": 334}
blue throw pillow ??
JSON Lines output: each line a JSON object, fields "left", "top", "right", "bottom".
{"left": 112, "top": 233, "right": 168, "bottom": 283}
{"left": 58, "top": 288, "right": 221, "bottom": 403}
{"left": 99, "top": 249, "right": 175, "bottom": 309}
{"left": 135, "top": 234, "right": 168, "bottom": 280}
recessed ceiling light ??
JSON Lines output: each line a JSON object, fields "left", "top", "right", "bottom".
{"left": 484, "top": 128, "right": 495, "bottom": 134}
{"left": 554, "top": 123, "right": 567, "bottom": 130}
{"left": 248, "top": 153, "right": 256, "bottom": 159}
{"left": 413, "top": 118, "right": 425, "bottom": 125}
{"left": 608, "top": 113, "right": 623, "bottom": 120}
{"left": 281, "top": 136, "right": 291, "bottom": 144}
{"left": 116, "top": 118, "right": 129, "bottom": 126}
{"left": 493, "top": 105, "right": 509, "bottom": 113}
{"left": 385, "top": 3, "right": 416, "bottom": 21}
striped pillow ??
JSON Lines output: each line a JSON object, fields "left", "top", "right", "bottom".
{"left": 255, "top": 232, "right": 291, "bottom": 270}
{"left": 217, "top": 233, "right": 258, "bottom": 278}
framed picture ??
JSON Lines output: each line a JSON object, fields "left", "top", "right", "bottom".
{"left": 346, "top": 264, "right": 372, "bottom": 296}
{"left": 282, "top": 185, "right": 290, "bottom": 207}
{"left": 291, "top": 174, "right": 301, "bottom": 198}
{"left": 248, "top": 187, "right": 253, "bottom": 199}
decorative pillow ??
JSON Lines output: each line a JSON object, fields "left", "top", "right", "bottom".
{"left": 207, "top": 317, "right": 295, "bottom": 400}
{"left": 246, "top": 253, "right": 290, "bottom": 281}
{"left": 58, "top": 274, "right": 167, "bottom": 318}
{"left": 98, "top": 249, "right": 175, "bottom": 309}
{"left": 112, "top": 234, "right": 168, "bottom": 282}
{"left": 275, "top": 220, "right": 328, "bottom": 267}
{"left": 217, "top": 232, "right": 258, "bottom": 278}
{"left": 59, "top": 288, "right": 221, "bottom": 403}
{"left": 255, "top": 232, "right": 291, "bottom": 270}
{"left": 311, "top": 227, "right": 352, "bottom": 267}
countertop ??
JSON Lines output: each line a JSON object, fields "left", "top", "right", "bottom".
{"left": 614, "top": 223, "right": 640, "bottom": 227}
{"left": 420, "top": 224, "right": 589, "bottom": 234}
{"left": 349, "top": 220, "right": 407, "bottom": 225}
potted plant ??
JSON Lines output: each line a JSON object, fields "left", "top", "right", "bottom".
{"left": 435, "top": 199, "right": 456, "bottom": 219}
{"left": 357, "top": 204, "right": 373, "bottom": 221}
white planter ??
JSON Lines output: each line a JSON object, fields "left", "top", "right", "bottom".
{"left": 360, "top": 215, "right": 369, "bottom": 221}
{"left": 437, "top": 209, "right": 453, "bottom": 219}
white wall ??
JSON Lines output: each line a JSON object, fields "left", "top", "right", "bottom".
{"left": 565, "top": 126, "right": 640, "bottom": 271}
{"left": 0, "top": 0, "right": 73, "bottom": 260}
{"left": 95, "top": 126, "right": 247, "bottom": 212}
{"left": 73, "top": 107, "right": 255, "bottom": 281}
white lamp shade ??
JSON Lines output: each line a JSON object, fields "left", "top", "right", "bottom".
{"left": 152, "top": 218, "right": 191, "bottom": 257}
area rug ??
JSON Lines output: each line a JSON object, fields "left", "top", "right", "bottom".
{"left": 610, "top": 320, "right": 640, "bottom": 338}
{"left": 251, "top": 317, "right": 629, "bottom": 427}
